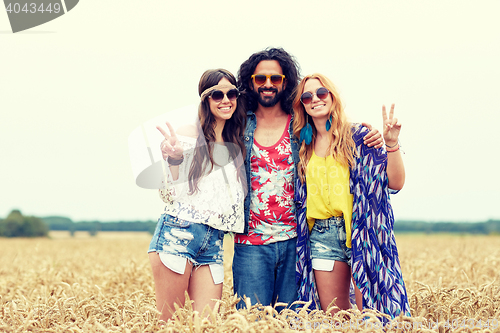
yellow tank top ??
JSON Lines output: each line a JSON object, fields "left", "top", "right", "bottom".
{"left": 306, "top": 151, "right": 353, "bottom": 247}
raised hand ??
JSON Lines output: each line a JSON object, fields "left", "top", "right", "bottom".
{"left": 382, "top": 104, "right": 401, "bottom": 146}
{"left": 156, "top": 122, "right": 184, "bottom": 161}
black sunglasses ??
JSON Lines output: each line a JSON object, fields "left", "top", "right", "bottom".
{"left": 300, "top": 87, "right": 330, "bottom": 105}
{"left": 209, "top": 89, "right": 239, "bottom": 103}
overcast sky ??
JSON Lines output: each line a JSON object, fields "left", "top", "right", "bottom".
{"left": 1, "top": 0, "right": 499, "bottom": 223}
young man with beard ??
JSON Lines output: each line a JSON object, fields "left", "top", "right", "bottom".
{"left": 232, "top": 48, "right": 382, "bottom": 309}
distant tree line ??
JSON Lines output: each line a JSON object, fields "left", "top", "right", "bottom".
{"left": 0, "top": 210, "right": 49, "bottom": 237}
{"left": 41, "top": 218, "right": 500, "bottom": 235}
{"left": 0, "top": 212, "right": 157, "bottom": 238}
{"left": 394, "top": 219, "right": 500, "bottom": 234}
{"left": 43, "top": 217, "right": 500, "bottom": 235}
{"left": 42, "top": 216, "right": 157, "bottom": 235}
{"left": 2, "top": 210, "right": 500, "bottom": 238}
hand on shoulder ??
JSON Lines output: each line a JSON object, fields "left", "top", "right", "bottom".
{"left": 360, "top": 122, "right": 383, "bottom": 149}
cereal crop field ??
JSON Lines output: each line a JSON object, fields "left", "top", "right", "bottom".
{"left": 1, "top": 232, "right": 499, "bottom": 332}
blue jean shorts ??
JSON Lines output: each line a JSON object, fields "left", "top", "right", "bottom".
{"left": 310, "top": 216, "right": 352, "bottom": 270}
{"left": 148, "top": 214, "right": 225, "bottom": 284}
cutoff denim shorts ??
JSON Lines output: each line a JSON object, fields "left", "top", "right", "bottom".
{"left": 148, "top": 214, "right": 225, "bottom": 284}
{"left": 310, "top": 216, "right": 352, "bottom": 270}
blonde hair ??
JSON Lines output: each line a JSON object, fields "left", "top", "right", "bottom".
{"left": 292, "top": 73, "right": 356, "bottom": 182}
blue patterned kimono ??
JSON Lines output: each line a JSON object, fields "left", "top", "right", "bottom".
{"left": 295, "top": 125, "right": 411, "bottom": 318}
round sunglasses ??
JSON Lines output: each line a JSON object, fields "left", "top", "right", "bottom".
{"left": 300, "top": 87, "right": 330, "bottom": 105}
{"left": 209, "top": 89, "right": 239, "bottom": 103}
{"left": 251, "top": 74, "right": 285, "bottom": 86}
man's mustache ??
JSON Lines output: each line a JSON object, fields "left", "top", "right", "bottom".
{"left": 258, "top": 87, "right": 278, "bottom": 94}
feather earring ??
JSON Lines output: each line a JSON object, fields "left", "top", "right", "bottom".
{"left": 326, "top": 115, "right": 333, "bottom": 131}
{"left": 300, "top": 114, "right": 313, "bottom": 145}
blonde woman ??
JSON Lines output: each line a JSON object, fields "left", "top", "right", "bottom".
{"left": 293, "top": 73, "right": 410, "bottom": 318}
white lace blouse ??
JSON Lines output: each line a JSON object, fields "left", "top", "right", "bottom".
{"left": 159, "top": 136, "right": 245, "bottom": 233}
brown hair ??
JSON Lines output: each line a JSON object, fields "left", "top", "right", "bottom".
{"left": 188, "top": 69, "right": 246, "bottom": 194}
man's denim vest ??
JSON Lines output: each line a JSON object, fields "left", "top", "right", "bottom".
{"left": 241, "top": 110, "right": 300, "bottom": 234}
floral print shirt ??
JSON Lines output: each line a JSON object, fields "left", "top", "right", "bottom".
{"left": 234, "top": 115, "right": 296, "bottom": 245}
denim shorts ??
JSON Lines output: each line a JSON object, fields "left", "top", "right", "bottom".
{"left": 148, "top": 214, "right": 225, "bottom": 284}
{"left": 310, "top": 216, "right": 351, "bottom": 270}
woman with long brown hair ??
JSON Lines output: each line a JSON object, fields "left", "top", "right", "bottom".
{"left": 148, "top": 69, "right": 246, "bottom": 321}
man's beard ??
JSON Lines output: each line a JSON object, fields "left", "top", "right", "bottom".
{"left": 251, "top": 87, "right": 285, "bottom": 108}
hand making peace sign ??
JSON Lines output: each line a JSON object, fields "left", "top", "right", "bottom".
{"left": 156, "top": 122, "right": 184, "bottom": 161}
{"left": 382, "top": 104, "right": 401, "bottom": 147}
